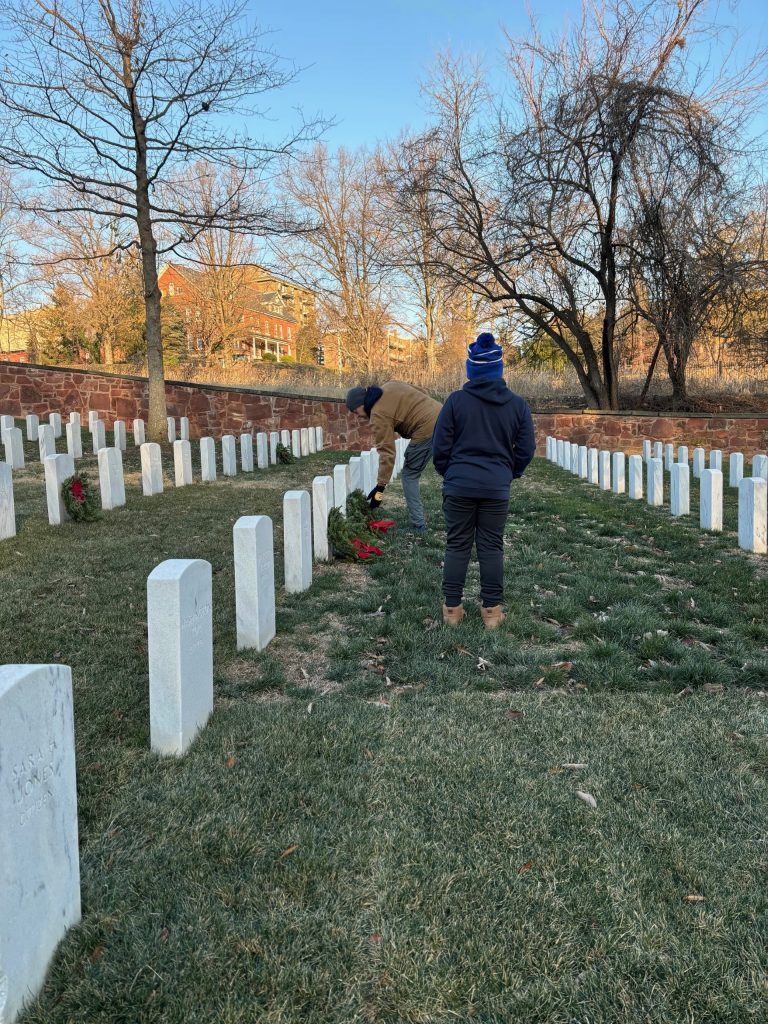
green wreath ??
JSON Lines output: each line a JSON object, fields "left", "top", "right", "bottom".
{"left": 61, "top": 473, "right": 101, "bottom": 522}
{"left": 327, "top": 490, "right": 382, "bottom": 561}
{"left": 276, "top": 442, "right": 296, "bottom": 464}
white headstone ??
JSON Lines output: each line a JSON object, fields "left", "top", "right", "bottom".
{"left": 628, "top": 454, "right": 643, "bottom": 499}
{"left": 738, "top": 478, "right": 768, "bottom": 553}
{"left": 653, "top": 441, "right": 663, "bottom": 461}
{"left": 98, "top": 447, "right": 126, "bottom": 510}
{"left": 647, "top": 457, "right": 664, "bottom": 506}
{"left": 256, "top": 432, "right": 269, "bottom": 470}
{"left": 728, "top": 452, "right": 744, "bottom": 488}
{"left": 240, "top": 434, "right": 254, "bottom": 473}
{"left": 269, "top": 431, "right": 279, "bottom": 465}
{"left": 38, "top": 423, "right": 56, "bottom": 461}
{"left": 91, "top": 420, "right": 106, "bottom": 454}
{"left": 709, "top": 449, "right": 722, "bottom": 472}
{"left": 0, "top": 414, "right": 14, "bottom": 440}
{"left": 752, "top": 454, "right": 768, "bottom": 480}
{"left": 664, "top": 443, "right": 674, "bottom": 471}
{"left": 315, "top": 426, "right": 324, "bottom": 451}
{"left": 333, "top": 464, "right": 350, "bottom": 512}
{"left": 0, "top": 462, "right": 16, "bottom": 539}
{"left": 700, "top": 468, "right": 723, "bottom": 532}
{"left": 44, "top": 453, "right": 75, "bottom": 525}
{"left": 140, "top": 442, "right": 164, "bottom": 496}
{"left": 147, "top": 559, "right": 213, "bottom": 757}
{"left": 88, "top": 411, "right": 99, "bottom": 432}
{"left": 371, "top": 448, "right": 380, "bottom": 486}
{"left": 0, "top": 664, "right": 81, "bottom": 1024}
{"left": 180, "top": 416, "right": 190, "bottom": 441}
{"left": 312, "top": 475, "right": 334, "bottom": 562}
{"left": 300, "top": 427, "right": 310, "bottom": 457}
{"left": 4, "top": 426, "right": 24, "bottom": 469}
{"left": 360, "top": 451, "right": 374, "bottom": 495}
{"left": 283, "top": 490, "right": 312, "bottom": 593}
{"left": 556, "top": 439, "right": 564, "bottom": 466}
{"left": 643, "top": 440, "right": 651, "bottom": 463}
{"left": 200, "top": 438, "right": 217, "bottom": 482}
{"left": 587, "top": 448, "right": 598, "bottom": 485}
{"left": 678, "top": 445, "right": 688, "bottom": 464}
{"left": 48, "top": 412, "right": 62, "bottom": 438}
{"left": 280, "top": 429, "right": 291, "bottom": 448}
{"left": 611, "top": 452, "right": 625, "bottom": 494}
{"left": 670, "top": 463, "right": 690, "bottom": 517}
{"left": 167, "top": 416, "right": 176, "bottom": 443}
{"left": 222, "top": 435, "right": 237, "bottom": 476}
{"left": 598, "top": 450, "right": 611, "bottom": 490}
{"left": 65, "top": 422, "right": 82, "bottom": 460}
{"left": 69, "top": 411, "right": 81, "bottom": 430}
{"left": 546, "top": 436, "right": 553, "bottom": 460}
{"left": 692, "top": 447, "right": 705, "bottom": 478}
{"left": 308, "top": 427, "right": 317, "bottom": 454}
{"left": 291, "top": 429, "right": 301, "bottom": 458}
{"left": 570, "top": 443, "right": 580, "bottom": 474}
{"left": 113, "top": 420, "right": 127, "bottom": 451}
{"left": 234, "top": 516, "right": 276, "bottom": 652}
{"left": 133, "top": 418, "right": 146, "bottom": 445}
{"left": 578, "top": 445, "right": 588, "bottom": 478}
{"left": 25, "top": 413, "right": 39, "bottom": 441}
{"left": 349, "top": 456, "right": 362, "bottom": 491}
{"left": 173, "top": 439, "right": 193, "bottom": 487}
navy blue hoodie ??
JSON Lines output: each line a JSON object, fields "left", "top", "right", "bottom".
{"left": 432, "top": 380, "right": 536, "bottom": 499}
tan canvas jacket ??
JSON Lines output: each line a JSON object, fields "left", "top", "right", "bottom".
{"left": 369, "top": 381, "right": 442, "bottom": 486}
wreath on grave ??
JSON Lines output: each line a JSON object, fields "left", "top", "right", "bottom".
{"left": 276, "top": 442, "right": 296, "bottom": 465}
{"left": 327, "top": 489, "right": 396, "bottom": 561}
{"left": 61, "top": 473, "right": 101, "bottom": 522}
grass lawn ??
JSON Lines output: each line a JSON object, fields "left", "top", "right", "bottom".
{"left": 2, "top": 432, "right": 767, "bottom": 1023}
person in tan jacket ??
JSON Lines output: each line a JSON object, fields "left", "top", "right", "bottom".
{"left": 346, "top": 381, "right": 442, "bottom": 534}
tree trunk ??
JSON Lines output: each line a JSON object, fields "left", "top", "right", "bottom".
{"left": 639, "top": 336, "right": 664, "bottom": 405}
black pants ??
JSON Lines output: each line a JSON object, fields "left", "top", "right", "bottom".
{"left": 442, "top": 495, "right": 509, "bottom": 608}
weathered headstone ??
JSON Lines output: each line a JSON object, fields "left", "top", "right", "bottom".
{"left": 233, "top": 516, "right": 276, "bottom": 652}
{"left": 269, "top": 431, "right": 279, "bottom": 465}
{"left": 598, "top": 450, "right": 611, "bottom": 490}
{"left": 647, "top": 457, "right": 664, "bottom": 506}
{"left": 200, "top": 438, "right": 217, "bottom": 482}
{"left": 133, "top": 418, "right": 146, "bottom": 445}
{"left": 587, "top": 448, "right": 598, "bottom": 484}
{"left": 312, "top": 475, "right": 334, "bottom": 562}
{"left": 147, "top": 559, "right": 213, "bottom": 756}
{"left": 256, "top": 432, "right": 269, "bottom": 470}
{"left": 4, "top": 426, "right": 24, "bottom": 470}
{"left": 140, "top": 442, "right": 164, "bottom": 496}
{"left": 91, "top": 420, "right": 106, "bottom": 454}
{"left": 670, "top": 463, "right": 690, "bottom": 517}
{"left": 167, "top": 417, "right": 176, "bottom": 443}
{"left": 349, "top": 456, "right": 362, "bottom": 491}
{"left": 300, "top": 427, "right": 310, "bottom": 457}
{"left": 728, "top": 452, "right": 744, "bottom": 488}
{"left": 333, "top": 464, "right": 350, "bottom": 512}
{"left": 1, "top": 462, "right": 16, "bottom": 539}
{"left": 709, "top": 449, "right": 722, "bottom": 472}
{"left": 291, "top": 429, "right": 301, "bottom": 458}
{"left": 97, "top": 447, "right": 126, "bottom": 510}
{"left": 222, "top": 435, "right": 237, "bottom": 476}
{"left": 284, "top": 489, "right": 312, "bottom": 592}
{"left": 315, "top": 426, "right": 324, "bottom": 451}
{"left": 752, "top": 454, "right": 768, "bottom": 480}
{"left": 180, "top": 416, "right": 190, "bottom": 442}
{"left": 700, "top": 468, "right": 723, "bottom": 532}
{"left": 48, "top": 412, "right": 62, "bottom": 438}
{"left": 738, "top": 478, "right": 767, "bottom": 553}
{"left": 240, "top": 434, "right": 254, "bottom": 473}
{"left": 628, "top": 454, "right": 643, "bottom": 499}
{"left": 173, "top": 439, "right": 193, "bottom": 487}
{"left": 113, "top": 420, "right": 127, "bottom": 451}
{"left": 44, "top": 453, "right": 75, "bottom": 525}
{"left": 692, "top": 447, "right": 705, "bottom": 478}
{"left": 38, "top": 423, "right": 55, "bottom": 461}
{"left": 611, "top": 452, "right": 625, "bottom": 494}
{"left": 25, "top": 413, "right": 39, "bottom": 442}
{"left": 0, "top": 664, "right": 81, "bottom": 1024}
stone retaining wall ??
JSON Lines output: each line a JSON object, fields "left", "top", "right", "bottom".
{"left": 3, "top": 361, "right": 768, "bottom": 453}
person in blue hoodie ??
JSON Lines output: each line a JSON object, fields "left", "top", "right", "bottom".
{"left": 432, "top": 332, "right": 536, "bottom": 629}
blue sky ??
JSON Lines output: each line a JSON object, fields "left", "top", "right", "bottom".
{"left": 251, "top": 0, "right": 768, "bottom": 150}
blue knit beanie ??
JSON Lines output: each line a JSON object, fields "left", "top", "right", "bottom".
{"left": 467, "top": 332, "right": 503, "bottom": 381}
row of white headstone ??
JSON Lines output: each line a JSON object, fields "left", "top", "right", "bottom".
{"left": 546, "top": 436, "right": 768, "bottom": 554}
{"left": 0, "top": 425, "right": 325, "bottom": 541}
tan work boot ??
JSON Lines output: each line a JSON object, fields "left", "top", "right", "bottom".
{"left": 442, "top": 604, "right": 465, "bottom": 626}
{"left": 481, "top": 605, "right": 505, "bottom": 630}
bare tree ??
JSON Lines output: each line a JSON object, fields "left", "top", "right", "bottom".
{"left": 422, "top": 1, "right": 766, "bottom": 409}
{"left": 279, "top": 144, "right": 392, "bottom": 374}
{"left": 0, "top": 0, "right": 317, "bottom": 437}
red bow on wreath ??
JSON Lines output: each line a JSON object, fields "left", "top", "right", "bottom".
{"left": 70, "top": 479, "right": 85, "bottom": 503}
{"left": 368, "top": 519, "right": 396, "bottom": 534}
{"left": 350, "top": 538, "right": 384, "bottom": 560}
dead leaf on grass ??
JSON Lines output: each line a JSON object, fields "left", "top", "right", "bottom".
{"left": 518, "top": 861, "right": 533, "bottom": 874}
{"left": 88, "top": 944, "right": 105, "bottom": 964}
{"left": 159, "top": 927, "right": 169, "bottom": 944}
{"left": 225, "top": 756, "right": 236, "bottom": 769}
{"left": 562, "top": 762, "right": 588, "bottom": 770}
{"left": 575, "top": 790, "right": 597, "bottom": 809}
{"left": 477, "top": 656, "right": 492, "bottom": 672}
{"left": 279, "top": 845, "right": 298, "bottom": 859}
{"left": 677, "top": 686, "right": 694, "bottom": 698}
{"left": 422, "top": 617, "right": 439, "bottom": 631}
{"left": 553, "top": 660, "right": 574, "bottom": 671}
{"left": 702, "top": 683, "right": 725, "bottom": 694}
{"left": 505, "top": 709, "right": 524, "bottom": 720}
{"left": 533, "top": 676, "right": 546, "bottom": 687}
{"left": 685, "top": 894, "right": 705, "bottom": 903}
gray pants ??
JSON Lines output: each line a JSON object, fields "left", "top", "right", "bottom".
{"left": 401, "top": 437, "right": 433, "bottom": 529}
